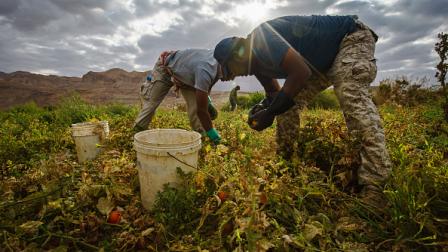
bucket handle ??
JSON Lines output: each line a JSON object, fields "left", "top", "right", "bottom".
{"left": 167, "top": 152, "right": 198, "bottom": 170}
{"left": 167, "top": 152, "right": 216, "bottom": 179}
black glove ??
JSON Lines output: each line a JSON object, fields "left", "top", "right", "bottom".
{"left": 248, "top": 90, "right": 295, "bottom": 131}
{"left": 248, "top": 109, "right": 275, "bottom": 131}
{"left": 248, "top": 96, "right": 274, "bottom": 118}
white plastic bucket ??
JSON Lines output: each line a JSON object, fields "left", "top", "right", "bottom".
{"left": 71, "top": 121, "right": 109, "bottom": 163}
{"left": 133, "top": 129, "right": 202, "bottom": 209}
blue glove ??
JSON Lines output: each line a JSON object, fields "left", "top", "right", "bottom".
{"left": 206, "top": 128, "right": 221, "bottom": 145}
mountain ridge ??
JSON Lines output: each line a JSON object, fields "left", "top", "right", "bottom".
{"left": 0, "top": 68, "right": 151, "bottom": 110}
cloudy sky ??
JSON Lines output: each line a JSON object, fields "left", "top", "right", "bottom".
{"left": 0, "top": 0, "right": 447, "bottom": 91}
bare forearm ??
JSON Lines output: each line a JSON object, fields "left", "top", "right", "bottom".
{"left": 282, "top": 73, "right": 309, "bottom": 97}
{"left": 256, "top": 75, "right": 281, "bottom": 95}
{"left": 280, "top": 48, "right": 312, "bottom": 98}
{"left": 266, "top": 79, "right": 281, "bottom": 93}
{"left": 197, "top": 109, "right": 212, "bottom": 131}
{"left": 195, "top": 90, "right": 213, "bottom": 131}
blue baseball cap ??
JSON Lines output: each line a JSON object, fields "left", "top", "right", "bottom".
{"left": 214, "top": 37, "right": 245, "bottom": 64}
{"left": 214, "top": 37, "right": 244, "bottom": 78}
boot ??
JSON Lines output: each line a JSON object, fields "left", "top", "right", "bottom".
{"left": 358, "top": 185, "right": 388, "bottom": 209}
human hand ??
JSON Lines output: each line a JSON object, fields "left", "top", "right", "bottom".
{"left": 247, "top": 109, "right": 275, "bottom": 131}
{"left": 206, "top": 128, "right": 221, "bottom": 145}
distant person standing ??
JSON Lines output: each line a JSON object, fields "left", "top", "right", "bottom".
{"left": 133, "top": 49, "right": 222, "bottom": 144}
{"left": 229, "top": 85, "right": 240, "bottom": 111}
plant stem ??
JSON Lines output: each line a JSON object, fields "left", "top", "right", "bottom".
{"left": 3, "top": 231, "right": 14, "bottom": 252}
{"left": 46, "top": 232, "right": 99, "bottom": 251}
{"left": 0, "top": 187, "right": 61, "bottom": 209}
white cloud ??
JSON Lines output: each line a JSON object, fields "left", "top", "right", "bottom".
{"left": 157, "top": 0, "right": 180, "bottom": 4}
{"left": 214, "top": 0, "right": 288, "bottom": 27}
{"left": 412, "top": 35, "right": 437, "bottom": 45}
{"left": 34, "top": 69, "right": 60, "bottom": 75}
{"left": 129, "top": 11, "right": 183, "bottom": 37}
{"left": 373, "top": 0, "right": 400, "bottom": 6}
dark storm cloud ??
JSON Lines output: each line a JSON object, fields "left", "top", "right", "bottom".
{"left": 49, "top": 0, "right": 112, "bottom": 14}
{"left": 0, "top": 0, "right": 19, "bottom": 15}
{"left": 323, "top": 0, "right": 445, "bottom": 83}
{"left": 3, "top": 0, "right": 62, "bottom": 32}
{"left": 136, "top": 17, "right": 235, "bottom": 62}
{"left": 0, "top": 0, "right": 140, "bottom": 75}
{"left": 0, "top": 0, "right": 446, "bottom": 88}
{"left": 398, "top": 0, "right": 448, "bottom": 17}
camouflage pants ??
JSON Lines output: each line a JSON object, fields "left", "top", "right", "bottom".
{"left": 276, "top": 21, "right": 391, "bottom": 186}
{"left": 133, "top": 57, "right": 204, "bottom": 133}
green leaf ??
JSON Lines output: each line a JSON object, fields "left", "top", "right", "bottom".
{"left": 303, "top": 222, "right": 323, "bottom": 241}
{"left": 19, "top": 220, "right": 43, "bottom": 235}
{"left": 96, "top": 197, "right": 114, "bottom": 216}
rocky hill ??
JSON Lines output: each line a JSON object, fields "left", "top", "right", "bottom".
{"left": 0, "top": 68, "right": 152, "bottom": 110}
{"left": 0, "top": 68, "right": 244, "bottom": 110}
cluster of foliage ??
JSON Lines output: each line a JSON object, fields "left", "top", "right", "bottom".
{"left": 221, "top": 92, "right": 265, "bottom": 111}
{"left": 435, "top": 32, "right": 448, "bottom": 121}
{"left": 371, "top": 76, "right": 442, "bottom": 106}
{"left": 307, "top": 89, "right": 340, "bottom": 110}
{"left": 1, "top": 94, "right": 447, "bottom": 251}
{"left": 222, "top": 90, "right": 340, "bottom": 111}
{"left": 0, "top": 95, "right": 133, "bottom": 167}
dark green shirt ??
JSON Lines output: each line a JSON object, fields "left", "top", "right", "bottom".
{"left": 229, "top": 87, "right": 238, "bottom": 101}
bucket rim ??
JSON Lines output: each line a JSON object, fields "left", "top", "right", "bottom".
{"left": 134, "top": 141, "right": 201, "bottom": 156}
{"left": 134, "top": 129, "right": 202, "bottom": 146}
{"left": 71, "top": 120, "right": 109, "bottom": 128}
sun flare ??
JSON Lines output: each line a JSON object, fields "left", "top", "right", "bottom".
{"left": 235, "top": 1, "right": 269, "bottom": 23}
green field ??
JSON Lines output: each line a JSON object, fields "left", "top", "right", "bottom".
{"left": 1, "top": 95, "right": 447, "bottom": 251}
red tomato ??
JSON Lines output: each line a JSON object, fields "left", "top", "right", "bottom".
{"left": 108, "top": 210, "right": 121, "bottom": 224}
{"left": 217, "top": 191, "right": 228, "bottom": 201}
{"left": 259, "top": 193, "right": 268, "bottom": 205}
